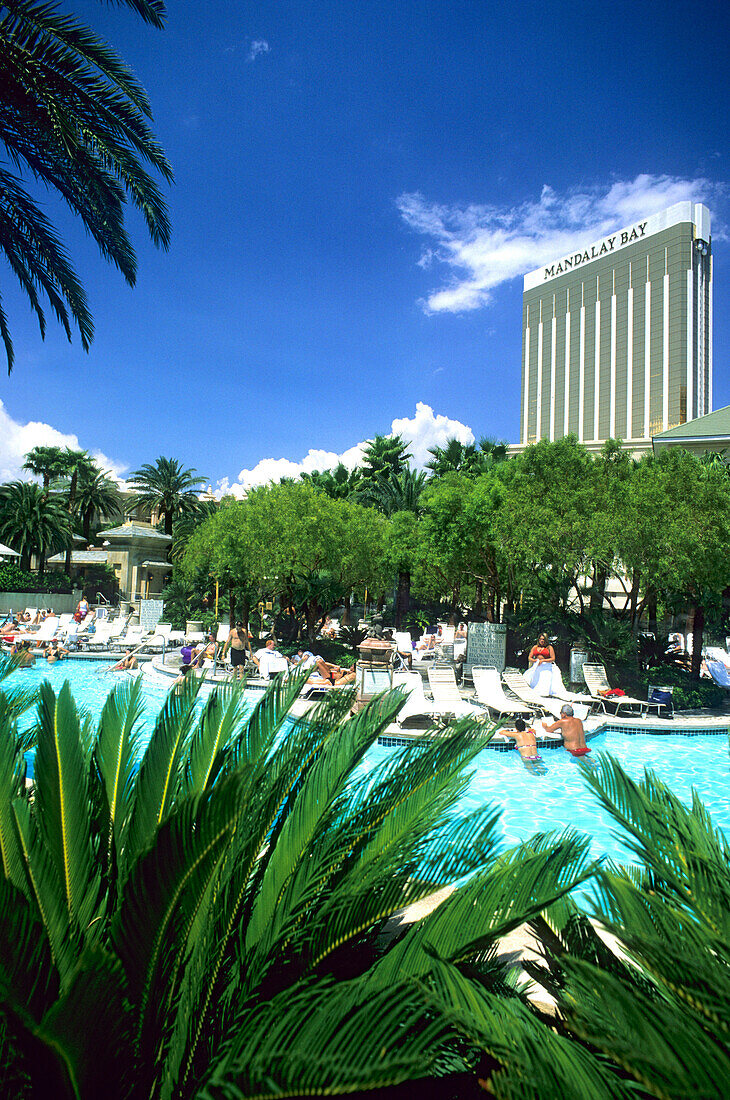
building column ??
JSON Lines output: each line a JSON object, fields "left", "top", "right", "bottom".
{"left": 626, "top": 279, "right": 634, "bottom": 439}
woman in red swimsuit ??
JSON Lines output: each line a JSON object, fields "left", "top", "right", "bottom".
{"left": 528, "top": 633, "right": 555, "bottom": 668}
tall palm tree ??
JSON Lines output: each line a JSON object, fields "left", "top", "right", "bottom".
{"left": 0, "top": 0, "right": 172, "bottom": 372}
{"left": 21, "top": 444, "right": 68, "bottom": 497}
{"left": 127, "top": 456, "right": 206, "bottom": 535}
{"left": 75, "top": 468, "right": 123, "bottom": 542}
{"left": 0, "top": 480, "right": 71, "bottom": 572}
{"left": 358, "top": 467, "right": 427, "bottom": 518}
{"left": 52, "top": 448, "right": 97, "bottom": 569}
{"left": 358, "top": 468, "right": 427, "bottom": 625}
{"left": 426, "top": 436, "right": 509, "bottom": 478}
{"left": 360, "top": 433, "right": 412, "bottom": 484}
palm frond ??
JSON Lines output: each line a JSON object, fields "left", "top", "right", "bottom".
{"left": 122, "top": 675, "right": 202, "bottom": 876}
{"left": 112, "top": 774, "right": 245, "bottom": 1089}
{"left": 94, "top": 676, "right": 145, "bottom": 865}
{"left": 32, "top": 682, "right": 101, "bottom": 934}
{"left": 0, "top": 697, "right": 29, "bottom": 891}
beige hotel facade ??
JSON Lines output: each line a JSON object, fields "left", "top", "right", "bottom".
{"left": 520, "top": 201, "right": 712, "bottom": 449}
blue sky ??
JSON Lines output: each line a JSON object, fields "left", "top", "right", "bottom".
{"left": 1, "top": 0, "right": 729, "bottom": 491}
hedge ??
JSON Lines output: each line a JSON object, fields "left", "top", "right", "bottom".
{"left": 0, "top": 564, "right": 73, "bottom": 594}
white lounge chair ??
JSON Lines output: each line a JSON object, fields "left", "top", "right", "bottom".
{"left": 33, "top": 615, "right": 60, "bottom": 645}
{"left": 256, "top": 654, "right": 289, "bottom": 680}
{"left": 549, "top": 666, "right": 594, "bottom": 705}
{"left": 216, "top": 623, "right": 230, "bottom": 644}
{"left": 427, "top": 666, "right": 488, "bottom": 721}
{"left": 582, "top": 664, "right": 661, "bottom": 717}
{"left": 502, "top": 670, "right": 590, "bottom": 722}
{"left": 84, "top": 621, "right": 115, "bottom": 650}
{"left": 392, "top": 671, "right": 435, "bottom": 726}
{"left": 471, "top": 666, "right": 534, "bottom": 718}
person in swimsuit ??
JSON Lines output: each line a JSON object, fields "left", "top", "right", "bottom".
{"left": 528, "top": 633, "right": 555, "bottom": 668}
{"left": 222, "top": 622, "right": 250, "bottom": 680}
{"left": 543, "top": 704, "right": 591, "bottom": 757}
{"left": 501, "top": 717, "right": 546, "bottom": 769}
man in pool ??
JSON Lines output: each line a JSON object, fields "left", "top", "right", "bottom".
{"left": 543, "top": 704, "right": 591, "bottom": 757}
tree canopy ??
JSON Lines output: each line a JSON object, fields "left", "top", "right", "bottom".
{"left": 0, "top": 0, "right": 172, "bottom": 371}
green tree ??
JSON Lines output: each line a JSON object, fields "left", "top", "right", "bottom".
{"left": 0, "top": 671, "right": 601, "bottom": 1098}
{"left": 183, "top": 482, "right": 390, "bottom": 639}
{"left": 51, "top": 448, "right": 97, "bottom": 571}
{"left": 127, "top": 457, "right": 206, "bottom": 536}
{"left": 360, "top": 433, "right": 411, "bottom": 484}
{"left": 300, "top": 462, "right": 361, "bottom": 500}
{"left": 21, "top": 445, "right": 68, "bottom": 497}
{"left": 0, "top": 0, "right": 172, "bottom": 372}
{"left": 426, "top": 436, "right": 509, "bottom": 479}
{"left": 358, "top": 467, "right": 427, "bottom": 517}
{"left": 74, "top": 468, "right": 123, "bottom": 542}
{"left": 0, "top": 480, "right": 71, "bottom": 573}
{"left": 620, "top": 448, "right": 730, "bottom": 677}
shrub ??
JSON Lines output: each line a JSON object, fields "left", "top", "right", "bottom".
{"left": 637, "top": 665, "right": 726, "bottom": 710}
{"left": 0, "top": 671, "right": 599, "bottom": 1098}
{"left": 0, "top": 563, "right": 72, "bottom": 594}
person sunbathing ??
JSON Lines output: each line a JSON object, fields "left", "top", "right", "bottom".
{"left": 311, "top": 656, "right": 355, "bottom": 684}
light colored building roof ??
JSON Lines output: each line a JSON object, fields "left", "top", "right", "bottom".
{"left": 653, "top": 405, "right": 730, "bottom": 443}
{"left": 0, "top": 542, "right": 19, "bottom": 558}
{"left": 141, "top": 560, "right": 172, "bottom": 568}
{"left": 97, "top": 522, "right": 171, "bottom": 542}
{"left": 47, "top": 550, "right": 109, "bottom": 565}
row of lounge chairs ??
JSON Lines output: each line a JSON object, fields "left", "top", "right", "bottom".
{"left": 391, "top": 662, "right": 665, "bottom": 728}
{"left": 472, "top": 665, "right": 664, "bottom": 720}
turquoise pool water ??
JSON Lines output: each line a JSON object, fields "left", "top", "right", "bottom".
{"left": 10, "top": 660, "right": 730, "bottom": 865}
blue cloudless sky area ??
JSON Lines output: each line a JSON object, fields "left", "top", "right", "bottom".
{"left": 2, "top": 0, "right": 729, "bottom": 485}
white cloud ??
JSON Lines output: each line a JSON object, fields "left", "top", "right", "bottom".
{"left": 0, "top": 399, "right": 128, "bottom": 485}
{"left": 216, "top": 403, "right": 474, "bottom": 497}
{"left": 397, "top": 174, "right": 726, "bottom": 313}
{"left": 247, "top": 39, "right": 270, "bottom": 61}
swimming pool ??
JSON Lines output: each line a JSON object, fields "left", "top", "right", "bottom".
{"left": 10, "top": 660, "right": 730, "bottom": 865}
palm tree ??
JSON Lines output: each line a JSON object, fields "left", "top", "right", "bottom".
{"left": 52, "top": 448, "right": 98, "bottom": 570}
{"left": 360, "top": 433, "right": 412, "bottom": 484}
{"left": 426, "top": 436, "right": 509, "bottom": 479}
{"left": 21, "top": 445, "right": 68, "bottom": 497}
{"left": 75, "top": 469, "right": 124, "bottom": 542}
{"left": 358, "top": 467, "right": 427, "bottom": 518}
{"left": 0, "top": 480, "right": 71, "bottom": 572}
{"left": 169, "top": 499, "right": 217, "bottom": 562}
{"left": 358, "top": 468, "right": 427, "bottom": 624}
{"left": 127, "top": 456, "right": 206, "bottom": 535}
{"left": 525, "top": 755, "right": 730, "bottom": 1098}
{"left": 0, "top": 0, "right": 172, "bottom": 372}
{"left": 0, "top": 671, "right": 597, "bottom": 1098}
{"left": 301, "top": 462, "right": 361, "bottom": 500}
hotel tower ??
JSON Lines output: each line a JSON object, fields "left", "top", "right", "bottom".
{"left": 520, "top": 202, "right": 712, "bottom": 447}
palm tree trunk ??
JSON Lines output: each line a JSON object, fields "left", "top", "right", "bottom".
{"left": 165, "top": 509, "right": 173, "bottom": 536}
{"left": 395, "top": 571, "right": 410, "bottom": 628}
{"left": 690, "top": 601, "right": 705, "bottom": 681}
{"left": 37, "top": 548, "right": 45, "bottom": 576}
{"left": 64, "top": 469, "right": 78, "bottom": 574}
